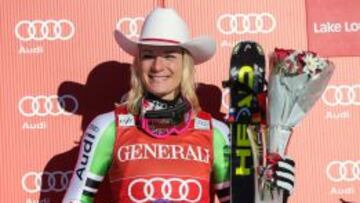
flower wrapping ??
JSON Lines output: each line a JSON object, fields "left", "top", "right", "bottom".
{"left": 267, "top": 48, "right": 334, "bottom": 156}
{"left": 251, "top": 48, "right": 335, "bottom": 203}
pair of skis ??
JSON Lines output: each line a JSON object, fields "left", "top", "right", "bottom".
{"left": 223, "top": 41, "right": 286, "bottom": 203}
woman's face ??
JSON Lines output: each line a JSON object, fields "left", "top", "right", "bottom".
{"left": 139, "top": 45, "right": 183, "bottom": 100}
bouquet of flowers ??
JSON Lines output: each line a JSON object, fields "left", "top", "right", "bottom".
{"left": 249, "top": 48, "right": 335, "bottom": 203}
{"left": 267, "top": 48, "right": 334, "bottom": 156}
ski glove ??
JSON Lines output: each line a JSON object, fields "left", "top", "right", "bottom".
{"left": 273, "top": 157, "right": 295, "bottom": 194}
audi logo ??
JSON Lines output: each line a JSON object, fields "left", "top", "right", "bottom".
{"left": 322, "top": 85, "right": 360, "bottom": 106}
{"left": 15, "top": 19, "right": 75, "bottom": 41}
{"left": 116, "top": 17, "right": 144, "bottom": 38}
{"left": 326, "top": 160, "right": 360, "bottom": 182}
{"left": 21, "top": 171, "right": 73, "bottom": 193}
{"left": 128, "top": 177, "right": 202, "bottom": 203}
{"left": 18, "top": 95, "right": 78, "bottom": 117}
{"left": 217, "top": 13, "right": 276, "bottom": 35}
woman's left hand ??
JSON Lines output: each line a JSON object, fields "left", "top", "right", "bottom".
{"left": 273, "top": 157, "right": 295, "bottom": 194}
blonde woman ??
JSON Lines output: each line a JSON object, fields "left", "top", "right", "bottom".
{"left": 63, "top": 8, "right": 230, "bottom": 203}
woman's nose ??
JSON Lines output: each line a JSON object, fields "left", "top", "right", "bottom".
{"left": 151, "top": 56, "right": 165, "bottom": 72}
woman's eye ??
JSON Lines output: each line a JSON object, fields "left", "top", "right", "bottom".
{"left": 142, "top": 54, "right": 154, "bottom": 59}
{"left": 164, "top": 54, "right": 176, "bottom": 59}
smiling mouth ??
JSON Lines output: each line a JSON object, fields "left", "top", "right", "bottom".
{"left": 149, "top": 75, "right": 170, "bottom": 80}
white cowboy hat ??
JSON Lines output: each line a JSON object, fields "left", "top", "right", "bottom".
{"left": 114, "top": 8, "right": 216, "bottom": 65}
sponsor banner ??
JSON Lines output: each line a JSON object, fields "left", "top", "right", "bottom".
{"left": 306, "top": 0, "right": 360, "bottom": 56}
{"left": 0, "top": 1, "right": 359, "bottom": 203}
{"left": 326, "top": 160, "right": 360, "bottom": 183}
{"left": 21, "top": 171, "right": 73, "bottom": 193}
{"left": 14, "top": 19, "right": 75, "bottom": 55}
{"left": 18, "top": 94, "right": 78, "bottom": 130}
{"left": 18, "top": 95, "right": 78, "bottom": 117}
{"left": 120, "top": 176, "right": 207, "bottom": 203}
{"left": 215, "top": 11, "right": 278, "bottom": 49}
{"left": 116, "top": 17, "right": 144, "bottom": 39}
{"left": 216, "top": 12, "right": 277, "bottom": 35}
{"left": 15, "top": 19, "right": 75, "bottom": 42}
{"left": 20, "top": 171, "right": 72, "bottom": 203}
{"left": 325, "top": 160, "right": 359, "bottom": 201}
{"left": 116, "top": 143, "right": 210, "bottom": 163}
{"left": 322, "top": 84, "right": 360, "bottom": 120}
{"left": 322, "top": 85, "right": 360, "bottom": 107}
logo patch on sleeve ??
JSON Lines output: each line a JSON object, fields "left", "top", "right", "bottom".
{"left": 118, "top": 114, "right": 135, "bottom": 127}
{"left": 194, "top": 117, "right": 210, "bottom": 130}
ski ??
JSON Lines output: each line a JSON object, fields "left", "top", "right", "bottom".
{"left": 223, "top": 41, "right": 267, "bottom": 203}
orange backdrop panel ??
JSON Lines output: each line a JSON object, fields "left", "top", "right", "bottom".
{"left": 1, "top": 0, "right": 359, "bottom": 203}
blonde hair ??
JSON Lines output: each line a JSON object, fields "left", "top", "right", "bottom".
{"left": 125, "top": 50, "right": 200, "bottom": 115}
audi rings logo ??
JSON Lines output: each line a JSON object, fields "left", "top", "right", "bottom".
{"left": 217, "top": 13, "right": 276, "bottom": 35}
{"left": 128, "top": 177, "right": 202, "bottom": 203}
{"left": 15, "top": 19, "right": 75, "bottom": 41}
{"left": 322, "top": 85, "right": 360, "bottom": 106}
{"left": 18, "top": 95, "right": 79, "bottom": 117}
{"left": 326, "top": 160, "right": 360, "bottom": 182}
{"left": 22, "top": 171, "right": 73, "bottom": 193}
{"left": 116, "top": 17, "right": 144, "bottom": 38}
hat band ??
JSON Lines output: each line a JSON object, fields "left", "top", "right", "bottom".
{"left": 141, "top": 38, "right": 181, "bottom": 45}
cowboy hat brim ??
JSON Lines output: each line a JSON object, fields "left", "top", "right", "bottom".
{"left": 114, "top": 30, "right": 216, "bottom": 65}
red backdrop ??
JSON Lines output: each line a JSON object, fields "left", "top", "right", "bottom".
{"left": 1, "top": 0, "right": 359, "bottom": 202}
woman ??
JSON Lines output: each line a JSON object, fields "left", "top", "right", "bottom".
{"left": 63, "top": 8, "right": 231, "bottom": 203}
{"left": 63, "top": 8, "right": 295, "bottom": 203}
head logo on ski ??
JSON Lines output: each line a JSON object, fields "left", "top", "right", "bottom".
{"left": 223, "top": 41, "right": 266, "bottom": 203}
